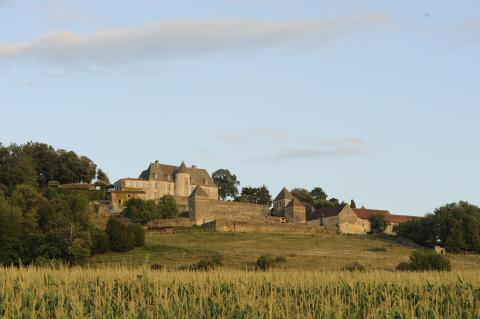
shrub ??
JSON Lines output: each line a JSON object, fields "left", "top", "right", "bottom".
{"left": 342, "top": 262, "right": 366, "bottom": 272}
{"left": 91, "top": 230, "right": 111, "bottom": 254}
{"left": 128, "top": 223, "right": 146, "bottom": 247}
{"left": 195, "top": 256, "right": 223, "bottom": 270}
{"left": 256, "top": 255, "right": 276, "bottom": 270}
{"left": 151, "top": 264, "right": 164, "bottom": 270}
{"left": 157, "top": 195, "right": 178, "bottom": 219}
{"left": 368, "top": 214, "right": 388, "bottom": 233}
{"left": 396, "top": 250, "right": 451, "bottom": 272}
{"left": 106, "top": 217, "right": 135, "bottom": 252}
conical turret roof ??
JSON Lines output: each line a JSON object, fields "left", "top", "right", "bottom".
{"left": 177, "top": 161, "right": 188, "bottom": 173}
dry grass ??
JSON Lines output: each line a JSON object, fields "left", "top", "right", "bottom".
{"left": 1, "top": 266, "right": 480, "bottom": 318}
{"left": 88, "top": 232, "right": 480, "bottom": 271}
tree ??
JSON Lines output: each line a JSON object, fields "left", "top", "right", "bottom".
{"left": 291, "top": 188, "right": 314, "bottom": 206}
{"left": 311, "top": 187, "right": 328, "bottom": 201}
{"left": 212, "top": 169, "right": 240, "bottom": 200}
{"left": 350, "top": 199, "right": 357, "bottom": 208}
{"left": 0, "top": 198, "right": 23, "bottom": 265}
{"left": 128, "top": 223, "right": 146, "bottom": 247}
{"left": 91, "top": 230, "right": 111, "bottom": 254}
{"left": 96, "top": 169, "right": 110, "bottom": 185}
{"left": 238, "top": 185, "right": 272, "bottom": 205}
{"left": 368, "top": 214, "right": 388, "bottom": 233}
{"left": 106, "top": 217, "right": 135, "bottom": 252}
{"left": 123, "top": 198, "right": 158, "bottom": 224}
{"left": 157, "top": 195, "right": 178, "bottom": 219}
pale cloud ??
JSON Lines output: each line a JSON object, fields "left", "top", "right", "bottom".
{"left": 0, "top": 15, "right": 391, "bottom": 68}
{"left": 220, "top": 128, "right": 288, "bottom": 144}
{"left": 275, "top": 137, "right": 367, "bottom": 160}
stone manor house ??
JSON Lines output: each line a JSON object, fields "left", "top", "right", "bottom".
{"left": 113, "top": 160, "right": 416, "bottom": 234}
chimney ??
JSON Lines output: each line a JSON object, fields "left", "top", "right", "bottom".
{"left": 192, "top": 165, "right": 197, "bottom": 169}
{"left": 155, "top": 160, "right": 159, "bottom": 164}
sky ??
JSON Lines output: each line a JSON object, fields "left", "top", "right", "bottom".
{"left": 1, "top": 0, "right": 479, "bottom": 216}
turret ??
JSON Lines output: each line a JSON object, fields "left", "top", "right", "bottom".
{"left": 174, "top": 161, "right": 191, "bottom": 197}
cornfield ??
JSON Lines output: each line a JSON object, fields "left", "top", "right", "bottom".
{"left": 1, "top": 267, "right": 480, "bottom": 318}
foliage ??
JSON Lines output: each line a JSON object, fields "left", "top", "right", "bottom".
{"left": 398, "top": 202, "right": 480, "bottom": 253}
{"left": 96, "top": 169, "right": 110, "bottom": 185}
{"left": 0, "top": 197, "right": 23, "bottom": 265}
{"left": 106, "top": 217, "right": 135, "bottom": 252}
{"left": 91, "top": 230, "right": 111, "bottom": 254}
{"left": 123, "top": 196, "right": 178, "bottom": 224}
{"left": 291, "top": 188, "right": 314, "bottom": 206}
{"left": 212, "top": 169, "right": 240, "bottom": 200}
{"left": 256, "top": 255, "right": 286, "bottom": 270}
{"left": 396, "top": 250, "right": 451, "bottom": 272}
{"left": 368, "top": 214, "right": 388, "bottom": 233}
{"left": 194, "top": 256, "right": 224, "bottom": 270}
{"left": 157, "top": 195, "right": 178, "bottom": 219}
{"left": 0, "top": 142, "right": 100, "bottom": 191}
{"left": 342, "top": 262, "right": 366, "bottom": 272}
{"left": 350, "top": 199, "right": 357, "bottom": 208}
{"left": 237, "top": 185, "right": 272, "bottom": 205}
{"left": 128, "top": 223, "right": 146, "bottom": 247}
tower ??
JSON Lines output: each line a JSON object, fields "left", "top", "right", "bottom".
{"left": 174, "top": 161, "right": 191, "bottom": 197}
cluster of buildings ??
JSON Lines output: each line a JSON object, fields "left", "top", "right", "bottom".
{"left": 112, "top": 160, "right": 416, "bottom": 235}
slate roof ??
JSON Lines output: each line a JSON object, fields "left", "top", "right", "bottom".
{"left": 274, "top": 187, "right": 294, "bottom": 201}
{"left": 308, "top": 204, "right": 347, "bottom": 220}
{"left": 189, "top": 186, "right": 209, "bottom": 198}
{"left": 286, "top": 197, "right": 306, "bottom": 208}
{"left": 138, "top": 161, "right": 216, "bottom": 187}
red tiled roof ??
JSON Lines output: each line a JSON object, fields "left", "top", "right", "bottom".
{"left": 353, "top": 208, "right": 417, "bottom": 223}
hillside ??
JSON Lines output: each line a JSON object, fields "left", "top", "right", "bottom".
{"left": 89, "top": 230, "right": 480, "bottom": 270}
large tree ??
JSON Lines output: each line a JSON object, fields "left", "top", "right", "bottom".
{"left": 238, "top": 185, "right": 272, "bottom": 205}
{"left": 212, "top": 169, "right": 240, "bottom": 200}
{"left": 291, "top": 188, "right": 314, "bottom": 206}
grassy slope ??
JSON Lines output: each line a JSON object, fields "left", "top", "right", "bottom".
{"left": 89, "top": 230, "right": 480, "bottom": 270}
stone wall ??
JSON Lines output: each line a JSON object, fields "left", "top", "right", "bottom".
{"left": 204, "top": 220, "right": 325, "bottom": 234}
{"left": 189, "top": 197, "right": 271, "bottom": 225}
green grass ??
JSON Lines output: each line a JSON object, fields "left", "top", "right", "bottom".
{"left": 87, "top": 231, "right": 480, "bottom": 270}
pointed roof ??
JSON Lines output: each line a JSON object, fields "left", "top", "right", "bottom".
{"left": 274, "top": 187, "right": 294, "bottom": 201}
{"left": 177, "top": 161, "right": 188, "bottom": 173}
{"left": 309, "top": 203, "right": 348, "bottom": 220}
{"left": 286, "top": 197, "right": 305, "bottom": 208}
{"left": 189, "top": 185, "right": 209, "bottom": 198}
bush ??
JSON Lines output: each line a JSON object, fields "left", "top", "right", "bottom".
{"left": 157, "top": 195, "right": 178, "bottom": 219}
{"left": 106, "top": 217, "right": 135, "bottom": 252}
{"left": 342, "top": 262, "right": 366, "bottom": 272}
{"left": 91, "top": 230, "right": 110, "bottom": 254}
{"left": 128, "top": 223, "right": 146, "bottom": 247}
{"left": 368, "top": 214, "right": 389, "bottom": 233}
{"left": 255, "top": 255, "right": 287, "bottom": 270}
{"left": 396, "top": 250, "right": 451, "bottom": 272}
{"left": 195, "top": 256, "right": 223, "bottom": 270}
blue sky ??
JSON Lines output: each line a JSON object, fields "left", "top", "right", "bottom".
{"left": 1, "top": 0, "right": 479, "bottom": 216}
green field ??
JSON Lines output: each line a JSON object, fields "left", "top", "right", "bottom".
{"left": 88, "top": 230, "right": 480, "bottom": 271}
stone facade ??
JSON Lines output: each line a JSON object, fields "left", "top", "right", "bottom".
{"left": 204, "top": 220, "right": 324, "bottom": 234}
{"left": 285, "top": 198, "right": 307, "bottom": 224}
{"left": 112, "top": 161, "right": 218, "bottom": 209}
{"left": 308, "top": 204, "right": 416, "bottom": 235}
{"left": 188, "top": 186, "right": 271, "bottom": 225}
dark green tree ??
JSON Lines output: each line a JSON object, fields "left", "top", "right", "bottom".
{"left": 123, "top": 198, "right": 159, "bottom": 224}
{"left": 238, "top": 185, "right": 272, "bottom": 205}
{"left": 212, "top": 169, "right": 240, "bottom": 200}
{"left": 0, "top": 198, "right": 23, "bottom": 265}
{"left": 368, "top": 214, "right": 388, "bottom": 233}
{"left": 310, "top": 187, "right": 328, "bottom": 201}
{"left": 128, "top": 223, "right": 146, "bottom": 247}
{"left": 157, "top": 195, "right": 178, "bottom": 219}
{"left": 291, "top": 188, "right": 314, "bottom": 206}
{"left": 350, "top": 199, "right": 357, "bottom": 208}
{"left": 96, "top": 169, "right": 110, "bottom": 185}
{"left": 91, "top": 230, "right": 111, "bottom": 254}
{"left": 106, "top": 217, "right": 135, "bottom": 252}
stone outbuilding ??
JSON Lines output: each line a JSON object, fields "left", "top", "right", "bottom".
{"left": 285, "top": 198, "right": 307, "bottom": 224}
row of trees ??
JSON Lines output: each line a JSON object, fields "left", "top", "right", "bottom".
{"left": 397, "top": 202, "right": 480, "bottom": 253}
{"left": 212, "top": 169, "right": 353, "bottom": 208}
{"left": 0, "top": 142, "right": 108, "bottom": 194}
